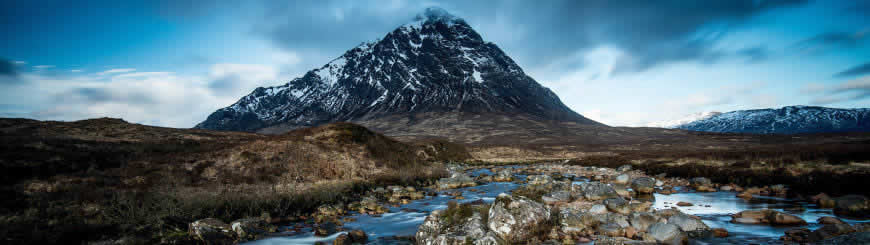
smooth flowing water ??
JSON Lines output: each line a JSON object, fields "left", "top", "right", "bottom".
{"left": 248, "top": 167, "right": 868, "bottom": 244}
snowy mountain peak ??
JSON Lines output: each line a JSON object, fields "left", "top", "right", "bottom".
{"left": 647, "top": 111, "right": 721, "bottom": 128}
{"left": 196, "top": 8, "right": 599, "bottom": 133}
{"left": 674, "top": 105, "right": 870, "bottom": 134}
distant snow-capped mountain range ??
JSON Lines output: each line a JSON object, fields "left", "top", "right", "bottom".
{"left": 660, "top": 106, "right": 870, "bottom": 134}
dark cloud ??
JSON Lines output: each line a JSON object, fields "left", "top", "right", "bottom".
{"left": 808, "top": 76, "right": 870, "bottom": 104}
{"left": 794, "top": 30, "right": 869, "bottom": 55}
{"left": 208, "top": 75, "right": 244, "bottom": 96}
{"left": 737, "top": 46, "right": 770, "bottom": 63}
{"left": 834, "top": 62, "right": 870, "bottom": 78}
{"left": 67, "top": 87, "right": 155, "bottom": 104}
{"left": 0, "top": 58, "right": 18, "bottom": 77}
{"left": 254, "top": 0, "right": 806, "bottom": 75}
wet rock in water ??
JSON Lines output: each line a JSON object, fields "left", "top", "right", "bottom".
{"left": 667, "top": 213, "right": 709, "bottom": 233}
{"left": 437, "top": 175, "right": 477, "bottom": 189}
{"left": 230, "top": 218, "right": 276, "bottom": 241}
{"left": 689, "top": 177, "right": 711, "bottom": 187}
{"left": 813, "top": 193, "right": 837, "bottom": 208}
{"left": 334, "top": 230, "right": 368, "bottom": 245}
{"left": 647, "top": 223, "right": 688, "bottom": 245}
{"left": 614, "top": 174, "right": 630, "bottom": 185}
{"left": 720, "top": 185, "right": 733, "bottom": 191}
{"left": 629, "top": 201, "right": 653, "bottom": 213}
{"left": 809, "top": 223, "right": 857, "bottom": 242}
{"left": 781, "top": 228, "right": 811, "bottom": 243}
{"left": 676, "top": 202, "right": 693, "bottom": 207}
{"left": 527, "top": 175, "right": 554, "bottom": 186}
{"left": 818, "top": 216, "right": 847, "bottom": 225}
{"left": 189, "top": 218, "right": 234, "bottom": 244}
{"left": 712, "top": 228, "right": 728, "bottom": 238}
{"left": 630, "top": 177, "right": 656, "bottom": 194}
{"left": 314, "top": 222, "right": 339, "bottom": 236}
{"left": 617, "top": 165, "right": 632, "bottom": 172}
{"left": 604, "top": 197, "right": 631, "bottom": 215}
{"left": 493, "top": 169, "right": 513, "bottom": 182}
{"left": 655, "top": 180, "right": 664, "bottom": 187}
{"left": 542, "top": 190, "right": 571, "bottom": 205}
{"left": 612, "top": 184, "right": 632, "bottom": 198}
{"left": 769, "top": 184, "right": 787, "bottom": 197}
{"left": 730, "top": 209, "right": 807, "bottom": 226}
{"left": 818, "top": 231, "right": 870, "bottom": 244}
{"left": 629, "top": 212, "right": 658, "bottom": 232}
{"left": 833, "top": 195, "right": 870, "bottom": 217}
{"left": 855, "top": 223, "right": 870, "bottom": 232}
{"left": 580, "top": 182, "right": 619, "bottom": 201}
{"left": 488, "top": 193, "right": 551, "bottom": 242}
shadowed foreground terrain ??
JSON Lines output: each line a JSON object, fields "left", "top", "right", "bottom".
{"left": 0, "top": 118, "right": 466, "bottom": 244}
{"left": 2, "top": 117, "right": 870, "bottom": 244}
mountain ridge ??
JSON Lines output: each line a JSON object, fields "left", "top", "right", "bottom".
{"left": 195, "top": 7, "right": 601, "bottom": 134}
{"left": 675, "top": 105, "right": 870, "bottom": 134}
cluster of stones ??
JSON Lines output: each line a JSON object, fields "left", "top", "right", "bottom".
{"left": 781, "top": 216, "right": 870, "bottom": 243}
{"left": 416, "top": 168, "right": 726, "bottom": 245}
{"left": 188, "top": 217, "right": 277, "bottom": 244}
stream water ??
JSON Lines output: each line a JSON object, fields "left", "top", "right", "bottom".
{"left": 248, "top": 167, "right": 868, "bottom": 245}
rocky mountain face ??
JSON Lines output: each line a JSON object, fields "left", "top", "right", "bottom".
{"left": 675, "top": 106, "right": 870, "bottom": 134}
{"left": 195, "top": 7, "right": 599, "bottom": 133}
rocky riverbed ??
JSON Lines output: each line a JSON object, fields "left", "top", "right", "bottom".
{"left": 190, "top": 163, "right": 869, "bottom": 244}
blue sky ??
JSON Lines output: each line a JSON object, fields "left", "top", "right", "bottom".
{"left": 1, "top": 0, "right": 868, "bottom": 127}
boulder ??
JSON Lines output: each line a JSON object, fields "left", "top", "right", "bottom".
{"left": 781, "top": 228, "right": 811, "bottom": 243}
{"left": 667, "top": 214, "right": 709, "bottom": 232}
{"left": 488, "top": 193, "right": 551, "bottom": 242}
{"left": 189, "top": 218, "right": 234, "bottom": 244}
{"left": 834, "top": 195, "right": 870, "bottom": 217}
{"left": 676, "top": 202, "right": 693, "bottom": 207}
{"left": 617, "top": 165, "right": 632, "bottom": 172}
{"left": 818, "top": 232, "right": 870, "bottom": 244}
{"left": 527, "top": 175, "right": 554, "bottom": 186}
{"left": 809, "top": 223, "right": 857, "bottom": 242}
{"left": 818, "top": 216, "right": 847, "bottom": 225}
{"left": 813, "top": 193, "right": 836, "bottom": 208}
{"left": 630, "top": 177, "right": 656, "bottom": 194}
{"left": 628, "top": 212, "right": 658, "bottom": 232}
{"left": 580, "top": 182, "right": 619, "bottom": 201}
{"left": 689, "top": 177, "right": 711, "bottom": 187}
{"left": 629, "top": 201, "right": 653, "bottom": 213}
{"left": 334, "top": 230, "right": 368, "bottom": 245}
{"left": 314, "top": 222, "right": 339, "bottom": 236}
{"left": 541, "top": 191, "right": 571, "bottom": 205}
{"left": 230, "top": 218, "right": 276, "bottom": 241}
{"left": 604, "top": 197, "right": 631, "bottom": 215}
{"left": 589, "top": 204, "right": 608, "bottom": 214}
{"left": 614, "top": 174, "right": 630, "bottom": 185}
{"left": 712, "top": 228, "right": 728, "bottom": 238}
{"left": 647, "top": 223, "right": 688, "bottom": 245}
{"left": 493, "top": 169, "right": 513, "bottom": 182}
{"left": 730, "top": 209, "right": 807, "bottom": 226}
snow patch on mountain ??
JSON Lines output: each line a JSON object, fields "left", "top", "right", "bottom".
{"left": 647, "top": 111, "right": 721, "bottom": 128}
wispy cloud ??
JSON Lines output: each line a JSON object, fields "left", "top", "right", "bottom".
{"left": 834, "top": 62, "right": 870, "bottom": 78}
{"left": 96, "top": 68, "right": 136, "bottom": 76}
{"left": 808, "top": 76, "right": 870, "bottom": 104}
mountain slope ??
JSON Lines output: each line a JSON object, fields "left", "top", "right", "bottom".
{"left": 195, "top": 7, "right": 600, "bottom": 134}
{"left": 676, "top": 106, "right": 870, "bottom": 134}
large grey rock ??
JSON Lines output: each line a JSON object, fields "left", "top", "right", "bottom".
{"left": 648, "top": 223, "right": 688, "bottom": 245}
{"left": 604, "top": 197, "right": 631, "bottom": 215}
{"left": 631, "top": 177, "right": 656, "bottom": 194}
{"left": 493, "top": 169, "right": 513, "bottom": 182}
{"left": 230, "top": 218, "right": 276, "bottom": 241}
{"left": 589, "top": 204, "right": 608, "bottom": 214}
{"left": 689, "top": 177, "right": 711, "bottom": 187}
{"left": 580, "top": 182, "right": 619, "bottom": 201}
{"left": 667, "top": 214, "right": 709, "bottom": 232}
{"left": 541, "top": 190, "right": 571, "bottom": 205}
{"left": 614, "top": 174, "right": 630, "bottom": 185}
{"left": 809, "top": 223, "right": 857, "bottom": 242}
{"left": 416, "top": 210, "right": 501, "bottom": 245}
{"left": 629, "top": 212, "right": 658, "bottom": 232}
{"left": 189, "top": 218, "right": 234, "bottom": 244}
{"left": 487, "top": 193, "right": 551, "bottom": 242}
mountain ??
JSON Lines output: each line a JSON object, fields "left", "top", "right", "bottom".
{"left": 646, "top": 111, "right": 721, "bottom": 128}
{"left": 195, "top": 7, "right": 600, "bottom": 135}
{"left": 675, "top": 105, "right": 870, "bottom": 134}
